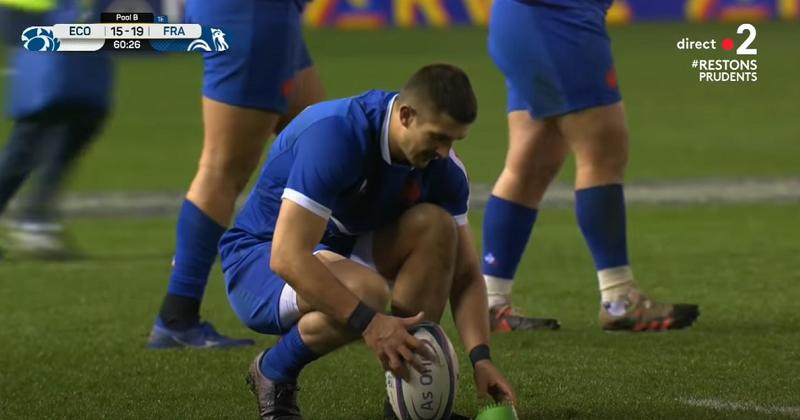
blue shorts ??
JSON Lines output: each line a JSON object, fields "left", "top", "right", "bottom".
{"left": 488, "top": 0, "right": 621, "bottom": 118}
{"left": 184, "top": 0, "right": 312, "bottom": 112}
{"left": 223, "top": 242, "right": 291, "bottom": 335}
{"left": 222, "top": 232, "right": 375, "bottom": 336}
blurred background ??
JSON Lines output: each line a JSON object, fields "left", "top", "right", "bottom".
{"left": 2, "top": 0, "right": 799, "bottom": 207}
{"left": 0, "top": 1, "right": 798, "bottom": 419}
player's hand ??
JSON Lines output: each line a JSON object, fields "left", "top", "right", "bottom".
{"left": 473, "top": 360, "right": 517, "bottom": 403}
{"left": 362, "top": 312, "right": 433, "bottom": 381}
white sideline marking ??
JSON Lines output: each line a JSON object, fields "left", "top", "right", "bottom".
{"left": 680, "top": 398, "right": 800, "bottom": 417}
{"left": 3, "top": 178, "right": 800, "bottom": 219}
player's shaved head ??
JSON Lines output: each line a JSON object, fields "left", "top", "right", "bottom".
{"left": 399, "top": 64, "right": 478, "bottom": 124}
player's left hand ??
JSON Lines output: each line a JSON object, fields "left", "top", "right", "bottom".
{"left": 473, "top": 360, "right": 517, "bottom": 403}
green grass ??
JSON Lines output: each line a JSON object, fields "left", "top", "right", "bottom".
{"left": 1, "top": 205, "right": 798, "bottom": 419}
{"left": 1, "top": 22, "right": 799, "bottom": 191}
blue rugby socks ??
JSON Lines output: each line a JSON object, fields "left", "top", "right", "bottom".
{"left": 482, "top": 195, "right": 538, "bottom": 308}
{"left": 575, "top": 184, "right": 636, "bottom": 301}
{"left": 260, "top": 325, "right": 319, "bottom": 383}
{"left": 159, "top": 199, "right": 226, "bottom": 330}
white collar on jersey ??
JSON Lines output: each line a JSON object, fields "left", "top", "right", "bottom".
{"left": 379, "top": 94, "right": 398, "bottom": 165}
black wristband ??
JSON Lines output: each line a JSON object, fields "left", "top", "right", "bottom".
{"left": 469, "top": 344, "right": 491, "bottom": 367}
{"left": 347, "top": 301, "right": 377, "bottom": 333}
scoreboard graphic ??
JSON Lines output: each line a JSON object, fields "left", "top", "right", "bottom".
{"left": 19, "top": 12, "right": 229, "bottom": 52}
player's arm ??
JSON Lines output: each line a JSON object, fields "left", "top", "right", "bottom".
{"left": 440, "top": 149, "right": 516, "bottom": 402}
{"left": 270, "top": 199, "right": 360, "bottom": 323}
{"left": 449, "top": 223, "right": 490, "bottom": 352}
{"left": 272, "top": 199, "right": 429, "bottom": 378}
{"left": 271, "top": 117, "right": 366, "bottom": 324}
{"left": 438, "top": 152, "right": 494, "bottom": 355}
{"left": 439, "top": 152, "right": 495, "bottom": 354}
{"left": 449, "top": 223, "right": 517, "bottom": 402}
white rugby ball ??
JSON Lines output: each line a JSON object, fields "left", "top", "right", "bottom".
{"left": 385, "top": 322, "right": 459, "bottom": 420}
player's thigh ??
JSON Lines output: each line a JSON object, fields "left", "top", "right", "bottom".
{"left": 185, "top": 0, "right": 304, "bottom": 114}
{"left": 488, "top": 0, "right": 620, "bottom": 119}
{"left": 224, "top": 243, "right": 291, "bottom": 335}
{"left": 224, "top": 244, "right": 389, "bottom": 335}
{"left": 198, "top": 98, "right": 277, "bottom": 175}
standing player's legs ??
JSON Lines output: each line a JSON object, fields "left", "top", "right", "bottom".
{"left": 485, "top": 0, "right": 699, "bottom": 331}
{"left": 150, "top": 0, "right": 325, "bottom": 348}
{"left": 558, "top": 103, "right": 699, "bottom": 331}
{"left": 483, "top": 0, "right": 584, "bottom": 331}
{"left": 559, "top": 102, "right": 631, "bottom": 303}
{"left": 482, "top": 109, "right": 567, "bottom": 331}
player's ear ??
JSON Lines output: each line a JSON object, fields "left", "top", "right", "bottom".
{"left": 399, "top": 104, "right": 416, "bottom": 128}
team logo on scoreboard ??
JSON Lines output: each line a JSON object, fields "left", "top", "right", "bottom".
{"left": 21, "top": 27, "right": 61, "bottom": 52}
{"left": 187, "top": 27, "right": 228, "bottom": 52}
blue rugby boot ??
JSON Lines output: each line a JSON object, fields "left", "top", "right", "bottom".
{"left": 147, "top": 319, "right": 255, "bottom": 349}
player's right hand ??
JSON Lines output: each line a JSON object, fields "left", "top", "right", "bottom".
{"left": 362, "top": 312, "right": 433, "bottom": 381}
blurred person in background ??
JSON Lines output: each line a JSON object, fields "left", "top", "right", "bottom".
{"left": 0, "top": 0, "right": 112, "bottom": 259}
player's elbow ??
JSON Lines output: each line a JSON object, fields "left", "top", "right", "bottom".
{"left": 269, "top": 246, "right": 294, "bottom": 279}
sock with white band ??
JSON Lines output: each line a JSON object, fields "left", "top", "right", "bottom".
{"left": 598, "top": 265, "right": 636, "bottom": 302}
{"left": 485, "top": 275, "right": 514, "bottom": 308}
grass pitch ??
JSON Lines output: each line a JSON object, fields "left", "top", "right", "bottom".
{"left": 1, "top": 205, "right": 798, "bottom": 419}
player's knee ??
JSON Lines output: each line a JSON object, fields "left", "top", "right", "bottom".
{"left": 404, "top": 204, "right": 457, "bottom": 241}
{"left": 579, "top": 149, "right": 628, "bottom": 176}
{"left": 504, "top": 158, "right": 562, "bottom": 187}
{"left": 598, "top": 123, "right": 629, "bottom": 169}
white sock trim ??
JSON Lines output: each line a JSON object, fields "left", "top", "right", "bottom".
{"left": 598, "top": 266, "right": 635, "bottom": 302}
{"left": 484, "top": 275, "right": 514, "bottom": 307}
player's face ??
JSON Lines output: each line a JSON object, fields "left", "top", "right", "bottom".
{"left": 399, "top": 106, "right": 469, "bottom": 168}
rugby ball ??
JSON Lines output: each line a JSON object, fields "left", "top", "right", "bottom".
{"left": 386, "top": 322, "right": 459, "bottom": 420}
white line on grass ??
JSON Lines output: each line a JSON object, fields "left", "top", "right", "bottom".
{"left": 680, "top": 398, "right": 800, "bottom": 418}
{"left": 4, "top": 178, "right": 800, "bottom": 219}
